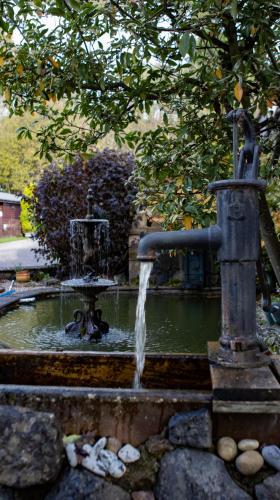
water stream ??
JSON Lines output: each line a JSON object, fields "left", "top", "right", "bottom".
{"left": 69, "top": 219, "right": 109, "bottom": 278}
{"left": 134, "top": 262, "right": 153, "bottom": 388}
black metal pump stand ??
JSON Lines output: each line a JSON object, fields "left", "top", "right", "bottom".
{"left": 209, "top": 110, "right": 269, "bottom": 367}
{"left": 208, "top": 178, "right": 267, "bottom": 367}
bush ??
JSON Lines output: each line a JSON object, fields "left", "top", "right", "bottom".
{"left": 30, "top": 150, "right": 136, "bottom": 276}
{"left": 20, "top": 183, "right": 36, "bottom": 235}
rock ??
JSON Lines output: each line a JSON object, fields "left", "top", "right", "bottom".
{"left": 0, "top": 486, "right": 15, "bottom": 499}
{"left": 80, "top": 436, "right": 106, "bottom": 457}
{"left": 99, "top": 450, "right": 126, "bottom": 478}
{"left": 255, "top": 472, "right": 280, "bottom": 499}
{"left": 92, "top": 437, "right": 107, "bottom": 457}
{"left": 81, "top": 444, "right": 107, "bottom": 477}
{"left": 81, "top": 456, "right": 106, "bottom": 477}
{"left": 107, "top": 437, "right": 122, "bottom": 454}
{"left": 118, "top": 444, "right": 141, "bottom": 464}
{"left": 46, "top": 467, "right": 130, "bottom": 500}
{"left": 262, "top": 445, "right": 280, "bottom": 471}
{"left": 145, "top": 435, "right": 173, "bottom": 457}
{"left": 168, "top": 408, "right": 212, "bottom": 449}
{"left": 238, "top": 439, "right": 259, "bottom": 452}
{"left": 117, "top": 445, "right": 159, "bottom": 492}
{"left": 235, "top": 451, "right": 264, "bottom": 476}
{"left": 0, "top": 405, "right": 63, "bottom": 488}
{"left": 156, "top": 448, "right": 251, "bottom": 499}
{"left": 217, "top": 437, "right": 238, "bottom": 462}
{"left": 65, "top": 443, "right": 78, "bottom": 467}
{"left": 131, "top": 491, "right": 155, "bottom": 500}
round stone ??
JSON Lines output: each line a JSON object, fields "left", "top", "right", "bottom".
{"left": 107, "top": 437, "right": 122, "bottom": 454}
{"left": 235, "top": 450, "right": 264, "bottom": 476}
{"left": 217, "top": 437, "right": 238, "bottom": 462}
{"left": 99, "top": 449, "right": 126, "bottom": 478}
{"left": 118, "top": 444, "right": 140, "bottom": 464}
{"left": 238, "top": 439, "right": 259, "bottom": 452}
{"left": 262, "top": 445, "right": 280, "bottom": 471}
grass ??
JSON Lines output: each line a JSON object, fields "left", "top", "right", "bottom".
{"left": 0, "top": 236, "right": 25, "bottom": 244}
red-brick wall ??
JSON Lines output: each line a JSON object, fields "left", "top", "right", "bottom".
{"left": 0, "top": 202, "right": 21, "bottom": 237}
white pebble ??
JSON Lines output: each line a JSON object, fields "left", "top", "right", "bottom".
{"left": 92, "top": 437, "right": 107, "bottom": 458}
{"left": 118, "top": 444, "right": 140, "bottom": 464}
{"left": 83, "top": 443, "right": 93, "bottom": 454}
{"left": 99, "top": 449, "right": 126, "bottom": 478}
{"left": 82, "top": 455, "right": 107, "bottom": 477}
{"left": 65, "top": 442, "right": 78, "bottom": 467}
{"left": 238, "top": 439, "right": 259, "bottom": 451}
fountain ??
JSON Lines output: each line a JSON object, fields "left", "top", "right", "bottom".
{"left": 0, "top": 110, "right": 279, "bottom": 451}
{"left": 137, "top": 109, "right": 271, "bottom": 369}
{"left": 62, "top": 186, "right": 116, "bottom": 341}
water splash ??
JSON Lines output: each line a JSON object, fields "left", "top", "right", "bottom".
{"left": 69, "top": 219, "right": 110, "bottom": 279}
{"left": 134, "top": 261, "right": 153, "bottom": 388}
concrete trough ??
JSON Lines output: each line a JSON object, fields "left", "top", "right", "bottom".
{"left": 0, "top": 349, "right": 279, "bottom": 445}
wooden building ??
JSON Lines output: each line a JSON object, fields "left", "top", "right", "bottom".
{"left": 0, "top": 192, "right": 21, "bottom": 237}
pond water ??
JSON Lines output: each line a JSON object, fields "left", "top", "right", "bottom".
{"left": 0, "top": 292, "right": 220, "bottom": 353}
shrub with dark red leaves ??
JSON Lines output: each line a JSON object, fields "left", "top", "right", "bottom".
{"left": 31, "top": 149, "right": 136, "bottom": 277}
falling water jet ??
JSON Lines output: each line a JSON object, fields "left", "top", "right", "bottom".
{"left": 133, "top": 261, "right": 153, "bottom": 388}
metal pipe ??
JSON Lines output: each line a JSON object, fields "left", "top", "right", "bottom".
{"left": 137, "top": 225, "right": 222, "bottom": 261}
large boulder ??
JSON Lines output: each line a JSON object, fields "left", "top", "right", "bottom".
{"left": 168, "top": 408, "right": 212, "bottom": 449}
{"left": 0, "top": 405, "right": 63, "bottom": 488}
{"left": 0, "top": 486, "right": 15, "bottom": 499}
{"left": 46, "top": 468, "right": 130, "bottom": 500}
{"left": 155, "top": 448, "right": 251, "bottom": 499}
{"left": 255, "top": 472, "right": 280, "bottom": 499}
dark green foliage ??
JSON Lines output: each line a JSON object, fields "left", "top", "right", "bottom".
{"left": 31, "top": 150, "right": 136, "bottom": 276}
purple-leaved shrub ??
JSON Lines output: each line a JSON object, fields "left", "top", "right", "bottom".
{"left": 30, "top": 149, "right": 136, "bottom": 277}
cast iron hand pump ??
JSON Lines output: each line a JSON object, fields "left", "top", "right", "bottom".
{"left": 137, "top": 109, "right": 268, "bottom": 368}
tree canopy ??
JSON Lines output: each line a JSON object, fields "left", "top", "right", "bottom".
{"left": 0, "top": 112, "right": 46, "bottom": 193}
{"left": 0, "top": 1, "right": 279, "bottom": 230}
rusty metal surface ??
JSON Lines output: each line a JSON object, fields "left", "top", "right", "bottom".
{"left": 0, "top": 350, "right": 212, "bottom": 390}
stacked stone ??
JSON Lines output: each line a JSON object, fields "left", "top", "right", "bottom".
{"left": 0, "top": 405, "right": 280, "bottom": 499}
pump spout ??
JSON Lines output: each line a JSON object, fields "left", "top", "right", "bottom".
{"left": 137, "top": 225, "right": 222, "bottom": 261}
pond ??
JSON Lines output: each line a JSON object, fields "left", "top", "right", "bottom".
{"left": 0, "top": 292, "right": 220, "bottom": 353}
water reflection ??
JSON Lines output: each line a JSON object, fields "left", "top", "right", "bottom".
{"left": 0, "top": 292, "right": 220, "bottom": 352}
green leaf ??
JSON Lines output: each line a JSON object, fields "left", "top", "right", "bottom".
{"left": 189, "top": 35, "right": 196, "bottom": 58}
{"left": 230, "top": 0, "right": 238, "bottom": 20}
{"left": 63, "top": 434, "right": 81, "bottom": 445}
{"left": 0, "top": 19, "right": 9, "bottom": 32}
{"left": 179, "top": 33, "right": 190, "bottom": 58}
{"left": 67, "top": 0, "right": 81, "bottom": 11}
